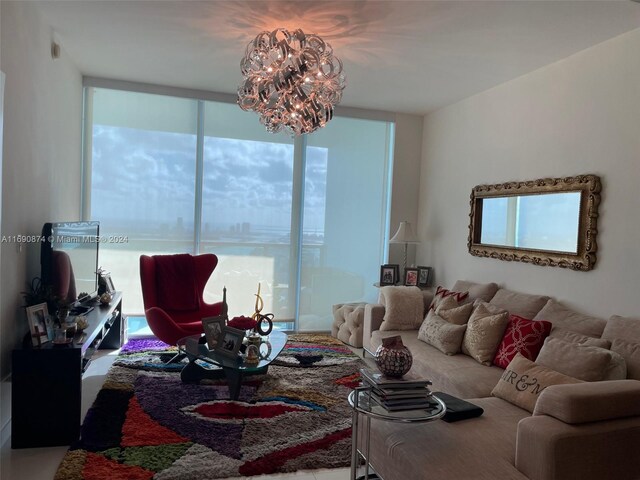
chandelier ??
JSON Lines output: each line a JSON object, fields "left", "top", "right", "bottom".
{"left": 237, "top": 28, "right": 346, "bottom": 136}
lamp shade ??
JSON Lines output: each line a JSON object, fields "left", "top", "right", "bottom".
{"left": 389, "top": 221, "right": 419, "bottom": 244}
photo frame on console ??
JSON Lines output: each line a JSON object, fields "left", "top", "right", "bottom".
{"left": 417, "top": 266, "right": 433, "bottom": 287}
{"left": 404, "top": 268, "right": 419, "bottom": 287}
{"left": 380, "top": 264, "right": 399, "bottom": 286}
{"left": 26, "top": 303, "right": 50, "bottom": 347}
{"left": 202, "top": 316, "right": 226, "bottom": 350}
{"left": 216, "top": 326, "right": 244, "bottom": 359}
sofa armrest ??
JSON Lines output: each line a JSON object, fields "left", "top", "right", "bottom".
{"left": 533, "top": 380, "right": 640, "bottom": 424}
{"left": 516, "top": 414, "right": 640, "bottom": 480}
{"left": 363, "top": 303, "right": 385, "bottom": 353}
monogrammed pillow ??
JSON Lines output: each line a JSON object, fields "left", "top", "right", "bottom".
{"left": 491, "top": 353, "right": 582, "bottom": 413}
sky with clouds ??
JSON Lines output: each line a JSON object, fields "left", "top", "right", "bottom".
{"left": 91, "top": 125, "right": 328, "bottom": 240}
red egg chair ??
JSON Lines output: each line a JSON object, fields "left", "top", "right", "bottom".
{"left": 139, "top": 253, "right": 224, "bottom": 346}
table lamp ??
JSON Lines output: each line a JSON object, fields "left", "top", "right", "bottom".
{"left": 389, "top": 221, "right": 420, "bottom": 272}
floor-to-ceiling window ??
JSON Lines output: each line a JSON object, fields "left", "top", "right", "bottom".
{"left": 84, "top": 85, "right": 394, "bottom": 331}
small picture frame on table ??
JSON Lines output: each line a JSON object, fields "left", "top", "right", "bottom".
{"left": 404, "top": 268, "right": 419, "bottom": 287}
{"left": 202, "top": 315, "right": 226, "bottom": 350}
{"left": 417, "top": 266, "right": 433, "bottom": 288}
{"left": 380, "top": 264, "right": 399, "bottom": 286}
{"left": 26, "top": 303, "right": 50, "bottom": 347}
{"left": 216, "top": 326, "right": 245, "bottom": 359}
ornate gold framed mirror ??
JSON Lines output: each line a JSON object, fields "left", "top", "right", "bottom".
{"left": 468, "top": 175, "right": 601, "bottom": 271}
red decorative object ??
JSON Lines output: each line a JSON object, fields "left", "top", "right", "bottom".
{"left": 429, "top": 286, "right": 469, "bottom": 311}
{"left": 375, "top": 335, "right": 413, "bottom": 378}
{"left": 228, "top": 316, "right": 257, "bottom": 331}
{"left": 493, "top": 315, "right": 552, "bottom": 369}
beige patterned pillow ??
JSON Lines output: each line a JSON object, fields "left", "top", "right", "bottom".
{"left": 418, "top": 311, "right": 467, "bottom": 355}
{"left": 436, "top": 296, "right": 474, "bottom": 325}
{"left": 462, "top": 302, "right": 509, "bottom": 365}
{"left": 491, "top": 353, "right": 582, "bottom": 413}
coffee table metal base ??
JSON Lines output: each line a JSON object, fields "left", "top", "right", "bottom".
{"left": 180, "top": 360, "right": 269, "bottom": 400}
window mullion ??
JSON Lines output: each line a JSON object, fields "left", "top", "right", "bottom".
{"left": 194, "top": 100, "right": 205, "bottom": 254}
{"left": 290, "top": 134, "right": 307, "bottom": 330}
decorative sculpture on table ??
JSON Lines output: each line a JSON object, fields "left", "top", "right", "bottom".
{"left": 375, "top": 335, "right": 413, "bottom": 378}
{"left": 251, "top": 283, "right": 274, "bottom": 335}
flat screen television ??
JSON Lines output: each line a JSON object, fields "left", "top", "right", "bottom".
{"left": 41, "top": 221, "right": 100, "bottom": 306}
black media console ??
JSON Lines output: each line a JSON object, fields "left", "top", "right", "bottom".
{"left": 11, "top": 292, "right": 125, "bottom": 448}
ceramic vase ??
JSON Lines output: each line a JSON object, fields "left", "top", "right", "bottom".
{"left": 375, "top": 335, "right": 413, "bottom": 378}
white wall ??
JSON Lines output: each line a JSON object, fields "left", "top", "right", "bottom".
{"left": 418, "top": 27, "right": 640, "bottom": 318}
{"left": 0, "top": 0, "right": 83, "bottom": 427}
{"left": 389, "top": 113, "right": 424, "bottom": 268}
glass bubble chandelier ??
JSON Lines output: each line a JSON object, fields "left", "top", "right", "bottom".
{"left": 237, "top": 28, "right": 346, "bottom": 136}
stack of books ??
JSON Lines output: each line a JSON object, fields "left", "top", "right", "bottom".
{"left": 360, "top": 368, "right": 433, "bottom": 411}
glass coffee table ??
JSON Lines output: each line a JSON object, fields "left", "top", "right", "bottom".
{"left": 176, "top": 330, "right": 287, "bottom": 400}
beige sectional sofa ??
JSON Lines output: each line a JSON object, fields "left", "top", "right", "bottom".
{"left": 361, "top": 281, "right": 640, "bottom": 480}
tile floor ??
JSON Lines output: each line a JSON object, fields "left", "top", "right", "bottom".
{"left": 0, "top": 337, "right": 360, "bottom": 480}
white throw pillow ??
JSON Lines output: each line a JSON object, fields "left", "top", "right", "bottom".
{"left": 379, "top": 286, "right": 424, "bottom": 331}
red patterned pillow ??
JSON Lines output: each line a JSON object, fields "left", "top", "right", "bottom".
{"left": 493, "top": 315, "right": 552, "bottom": 369}
{"left": 429, "top": 286, "right": 469, "bottom": 312}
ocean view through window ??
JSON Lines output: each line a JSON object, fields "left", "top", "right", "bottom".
{"left": 85, "top": 87, "right": 393, "bottom": 331}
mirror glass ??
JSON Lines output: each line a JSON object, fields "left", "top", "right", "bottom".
{"left": 479, "top": 192, "right": 581, "bottom": 253}
{"left": 468, "top": 175, "right": 601, "bottom": 271}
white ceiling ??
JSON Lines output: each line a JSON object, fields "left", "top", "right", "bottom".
{"left": 35, "top": 0, "right": 640, "bottom": 115}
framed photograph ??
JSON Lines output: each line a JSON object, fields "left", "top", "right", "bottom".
{"left": 202, "top": 315, "right": 226, "bottom": 350}
{"left": 380, "top": 263, "right": 399, "bottom": 286}
{"left": 404, "top": 268, "right": 419, "bottom": 287}
{"left": 417, "top": 266, "right": 433, "bottom": 287}
{"left": 26, "top": 303, "right": 50, "bottom": 347}
{"left": 216, "top": 326, "right": 245, "bottom": 358}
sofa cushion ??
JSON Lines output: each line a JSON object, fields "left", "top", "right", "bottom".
{"left": 536, "top": 338, "right": 626, "bottom": 382}
{"left": 489, "top": 288, "right": 549, "bottom": 319}
{"left": 602, "top": 315, "right": 640, "bottom": 343}
{"left": 533, "top": 299, "right": 606, "bottom": 338}
{"left": 429, "top": 285, "right": 469, "bottom": 312}
{"left": 549, "top": 328, "right": 611, "bottom": 348}
{"left": 379, "top": 286, "right": 424, "bottom": 331}
{"left": 492, "top": 353, "right": 582, "bottom": 413}
{"left": 417, "top": 311, "right": 467, "bottom": 355}
{"left": 462, "top": 303, "right": 509, "bottom": 366}
{"left": 610, "top": 339, "right": 640, "bottom": 380}
{"left": 452, "top": 280, "right": 499, "bottom": 303}
{"left": 533, "top": 380, "right": 640, "bottom": 424}
{"left": 493, "top": 315, "right": 552, "bottom": 369}
{"left": 370, "top": 330, "right": 504, "bottom": 398}
{"left": 436, "top": 296, "right": 474, "bottom": 325}
{"left": 364, "top": 396, "right": 529, "bottom": 480}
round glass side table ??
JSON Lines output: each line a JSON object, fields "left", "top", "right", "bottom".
{"left": 348, "top": 386, "right": 446, "bottom": 480}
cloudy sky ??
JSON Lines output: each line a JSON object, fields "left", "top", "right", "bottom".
{"left": 91, "top": 125, "right": 328, "bottom": 239}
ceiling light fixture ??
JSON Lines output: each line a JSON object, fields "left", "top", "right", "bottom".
{"left": 237, "top": 28, "right": 346, "bottom": 136}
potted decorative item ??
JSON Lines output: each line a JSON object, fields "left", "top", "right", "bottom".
{"left": 57, "top": 301, "right": 71, "bottom": 324}
{"left": 375, "top": 335, "right": 413, "bottom": 378}
{"left": 100, "top": 292, "right": 112, "bottom": 305}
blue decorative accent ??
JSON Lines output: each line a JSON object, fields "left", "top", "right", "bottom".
{"left": 259, "top": 397, "right": 326, "bottom": 412}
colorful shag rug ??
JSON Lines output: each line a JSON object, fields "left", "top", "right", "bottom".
{"left": 54, "top": 334, "right": 363, "bottom": 480}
